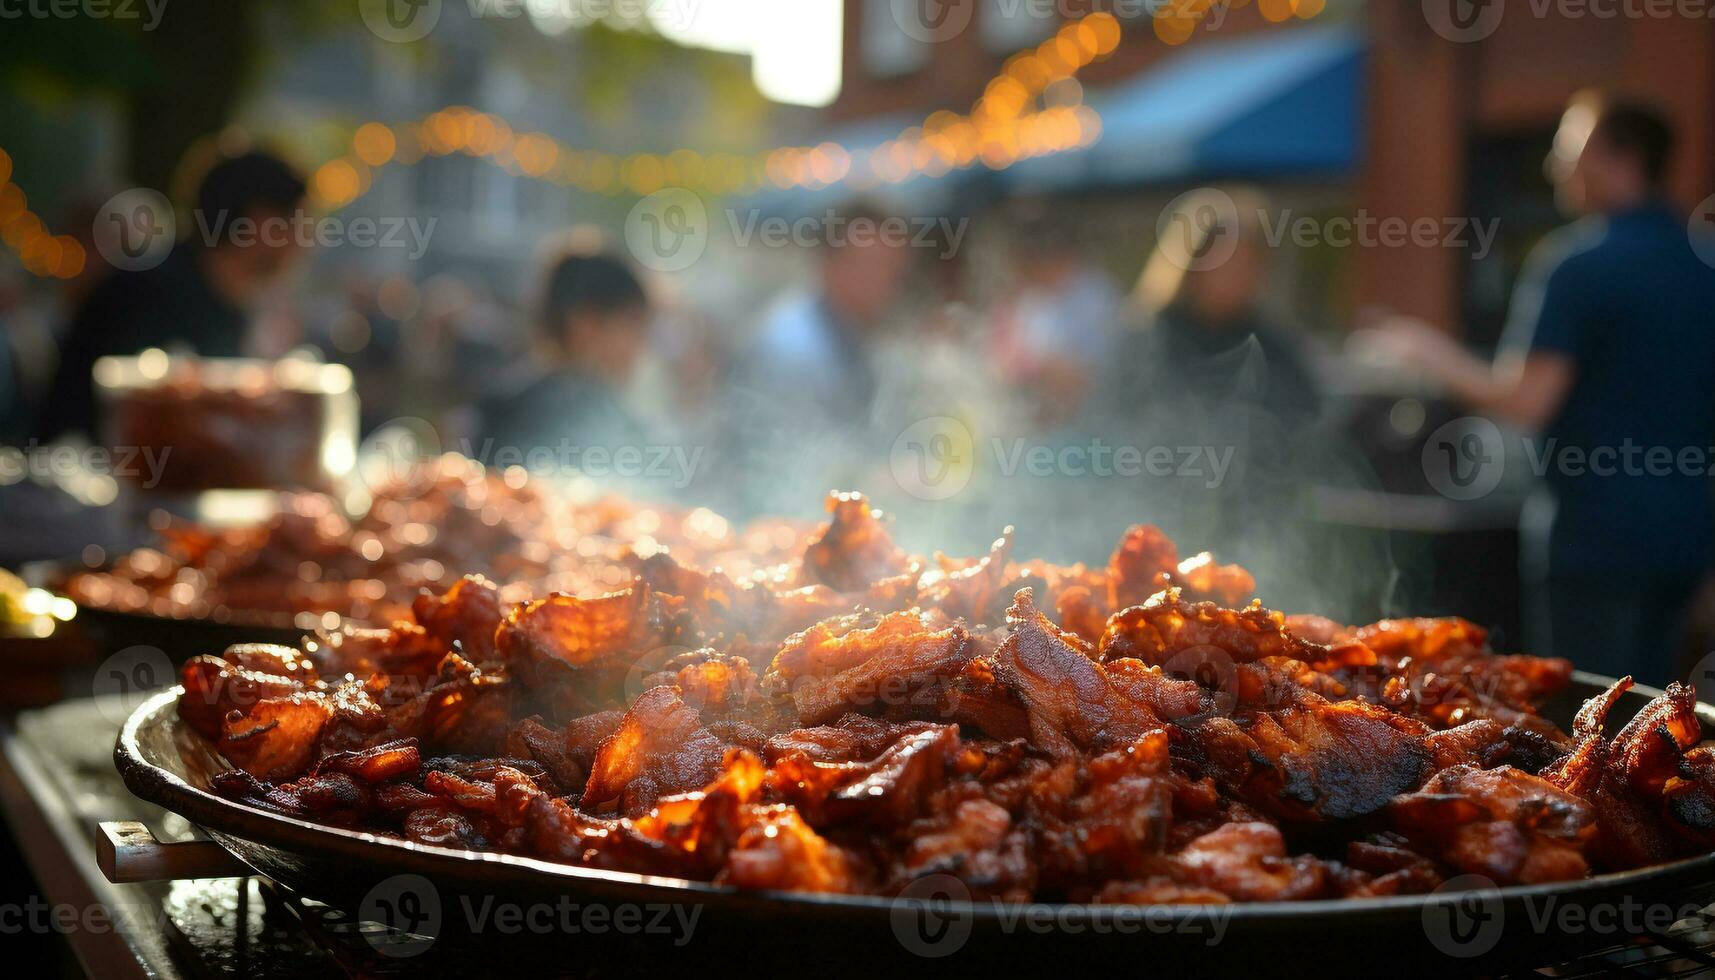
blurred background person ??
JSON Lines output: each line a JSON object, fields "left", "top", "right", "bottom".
{"left": 730, "top": 199, "right": 910, "bottom": 437}
{"left": 721, "top": 199, "right": 912, "bottom": 517}
{"left": 474, "top": 243, "right": 651, "bottom": 465}
{"left": 1115, "top": 186, "right": 1321, "bottom": 429}
{"left": 1358, "top": 91, "right": 1715, "bottom": 685}
{"left": 987, "top": 201, "right": 1119, "bottom": 431}
{"left": 1090, "top": 186, "right": 1326, "bottom": 582}
{"left": 33, "top": 150, "right": 308, "bottom": 442}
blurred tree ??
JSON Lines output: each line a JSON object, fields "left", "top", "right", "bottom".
{"left": 1, "top": 2, "right": 775, "bottom": 195}
{"left": 0, "top": 0, "right": 337, "bottom": 191}
{"left": 125, "top": 0, "right": 260, "bottom": 193}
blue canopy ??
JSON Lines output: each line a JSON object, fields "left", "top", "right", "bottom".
{"left": 740, "top": 25, "right": 1364, "bottom": 217}
{"left": 1005, "top": 25, "right": 1365, "bottom": 191}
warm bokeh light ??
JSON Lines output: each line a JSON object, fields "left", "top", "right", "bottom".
{"left": 313, "top": 158, "right": 363, "bottom": 207}
{"left": 1, "top": 6, "right": 1300, "bottom": 274}
{"left": 352, "top": 122, "right": 396, "bottom": 167}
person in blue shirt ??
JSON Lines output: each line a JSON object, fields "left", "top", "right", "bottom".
{"left": 732, "top": 200, "right": 910, "bottom": 435}
{"left": 1363, "top": 91, "right": 1715, "bottom": 685}
{"left": 475, "top": 247, "right": 651, "bottom": 473}
{"left": 721, "top": 200, "right": 911, "bottom": 517}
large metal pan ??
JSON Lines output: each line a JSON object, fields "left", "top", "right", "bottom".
{"left": 114, "top": 674, "right": 1715, "bottom": 977}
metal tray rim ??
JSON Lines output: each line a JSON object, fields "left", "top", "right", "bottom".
{"left": 114, "top": 672, "right": 1715, "bottom": 922}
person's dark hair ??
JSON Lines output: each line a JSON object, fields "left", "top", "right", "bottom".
{"left": 194, "top": 151, "right": 308, "bottom": 243}
{"left": 823, "top": 198, "right": 897, "bottom": 250}
{"left": 1579, "top": 91, "right": 1676, "bottom": 186}
{"left": 537, "top": 250, "right": 648, "bottom": 343}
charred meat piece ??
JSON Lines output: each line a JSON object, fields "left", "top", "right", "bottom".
{"left": 798, "top": 491, "right": 908, "bottom": 594}
{"left": 411, "top": 574, "right": 504, "bottom": 663}
{"left": 1099, "top": 588, "right": 1325, "bottom": 667}
{"left": 989, "top": 588, "right": 1163, "bottom": 757}
{"left": 1164, "top": 821, "right": 1330, "bottom": 901}
{"left": 581, "top": 686, "right": 729, "bottom": 815}
{"left": 1166, "top": 552, "right": 1257, "bottom": 608}
{"left": 177, "top": 492, "right": 1715, "bottom": 903}
{"left": 1391, "top": 764, "right": 1594, "bottom": 884}
{"left": 178, "top": 653, "right": 311, "bottom": 740}
{"left": 1106, "top": 524, "right": 1180, "bottom": 610}
{"left": 1186, "top": 695, "right": 1432, "bottom": 822}
{"left": 766, "top": 609, "right": 974, "bottom": 726}
{"left": 913, "top": 529, "right": 1014, "bottom": 625}
{"left": 769, "top": 724, "right": 959, "bottom": 827}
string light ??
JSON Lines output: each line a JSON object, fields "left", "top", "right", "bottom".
{"left": 0, "top": 148, "right": 88, "bottom": 280}
{"left": 314, "top": 12, "right": 1134, "bottom": 209}
{"left": 1, "top": 6, "right": 1323, "bottom": 275}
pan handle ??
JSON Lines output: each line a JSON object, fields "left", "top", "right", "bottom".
{"left": 97, "top": 820, "right": 250, "bottom": 883}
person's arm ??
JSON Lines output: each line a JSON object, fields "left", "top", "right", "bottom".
{"left": 1354, "top": 232, "right": 1595, "bottom": 433}
{"left": 1449, "top": 347, "right": 1575, "bottom": 431}
{"left": 1363, "top": 318, "right": 1575, "bottom": 431}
